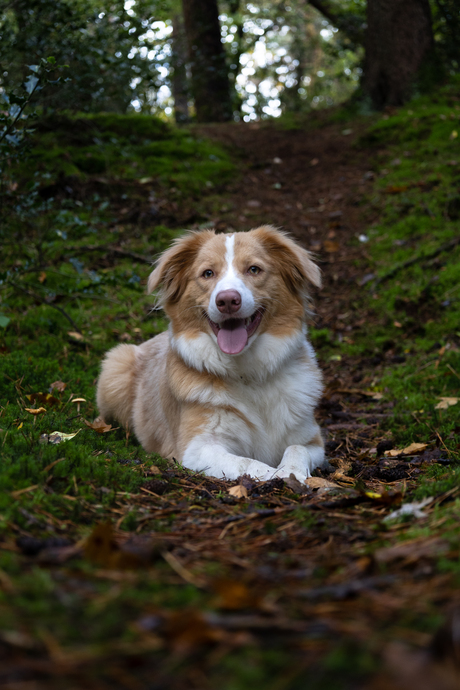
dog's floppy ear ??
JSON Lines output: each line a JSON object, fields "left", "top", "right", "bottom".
{"left": 253, "top": 225, "right": 321, "bottom": 292}
{"left": 148, "top": 230, "right": 213, "bottom": 304}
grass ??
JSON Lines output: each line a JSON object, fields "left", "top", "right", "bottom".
{"left": 317, "top": 78, "right": 460, "bottom": 465}
{"left": 25, "top": 112, "right": 235, "bottom": 194}
{"left": 1, "top": 85, "right": 460, "bottom": 687}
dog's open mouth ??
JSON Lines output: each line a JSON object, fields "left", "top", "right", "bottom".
{"left": 206, "top": 309, "right": 264, "bottom": 355}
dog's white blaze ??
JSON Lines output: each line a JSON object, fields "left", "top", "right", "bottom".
{"left": 224, "top": 233, "right": 235, "bottom": 282}
{"left": 207, "top": 233, "right": 255, "bottom": 324}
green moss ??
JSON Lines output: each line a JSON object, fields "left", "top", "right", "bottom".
{"left": 21, "top": 111, "right": 235, "bottom": 194}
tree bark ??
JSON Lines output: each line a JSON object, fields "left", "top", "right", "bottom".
{"left": 306, "top": 0, "right": 365, "bottom": 45}
{"left": 363, "top": 0, "right": 434, "bottom": 109}
{"left": 171, "top": 12, "right": 190, "bottom": 124}
{"left": 181, "top": 0, "right": 233, "bottom": 122}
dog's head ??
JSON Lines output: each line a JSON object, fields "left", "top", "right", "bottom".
{"left": 148, "top": 226, "right": 320, "bottom": 356}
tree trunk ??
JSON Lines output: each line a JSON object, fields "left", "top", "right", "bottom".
{"left": 171, "top": 12, "right": 190, "bottom": 124}
{"left": 363, "top": 0, "right": 434, "bottom": 109}
{"left": 181, "top": 0, "right": 233, "bottom": 122}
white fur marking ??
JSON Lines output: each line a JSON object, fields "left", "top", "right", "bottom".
{"left": 207, "top": 234, "right": 255, "bottom": 324}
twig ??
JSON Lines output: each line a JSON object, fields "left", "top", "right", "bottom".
{"left": 162, "top": 551, "right": 206, "bottom": 587}
{"left": 61, "top": 244, "right": 153, "bottom": 265}
{"left": 375, "top": 237, "right": 460, "bottom": 286}
{"left": 9, "top": 282, "right": 83, "bottom": 334}
{"left": 446, "top": 363, "right": 460, "bottom": 382}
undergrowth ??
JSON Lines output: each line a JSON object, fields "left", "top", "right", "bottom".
{"left": 334, "top": 79, "right": 460, "bottom": 474}
{"left": 1, "top": 85, "right": 460, "bottom": 689}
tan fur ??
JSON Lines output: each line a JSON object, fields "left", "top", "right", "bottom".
{"left": 96, "top": 343, "right": 138, "bottom": 429}
{"left": 96, "top": 226, "right": 325, "bottom": 481}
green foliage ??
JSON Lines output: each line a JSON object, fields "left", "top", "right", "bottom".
{"left": 18, "top": 112, "right": 234, "bottom": 188}
{"left": 324, "top": 80, "right": 460, "bottom": 473}
{"left": 0, "top": 58, "right": 67, "bottom": 170}
{"left": 0, "top": 0, "right": 173, "bottom": 114}
{"left": 431, "top": 0, "right": 460, "bottom": 74}
{"left": 0, "top": 110, "right": 234, "bottom": 359}
{"left": 221, "top": 0, "right": 364, "bottom": 119}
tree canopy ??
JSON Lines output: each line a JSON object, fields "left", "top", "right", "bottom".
{"left": 1, "top": 1, "right": 459, "bottom": 120}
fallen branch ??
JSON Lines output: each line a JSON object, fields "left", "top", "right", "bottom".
{"left": 375, "top": 236, "right": 460, "bottom": 286}
{"left": 9, "top": 282, "right": 83, "bottom": 334}
{"left": 63, "top": 244, "right": 153, "bottom": 265}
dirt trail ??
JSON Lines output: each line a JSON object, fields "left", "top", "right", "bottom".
{"left": 196, "top": 120, "right": 393, "bottom": 463}
{"left": 198, "top": 119, "right": 376, "bottom": 339}
{"left": 7, "top": 120, "right": 460, "bottom": 690}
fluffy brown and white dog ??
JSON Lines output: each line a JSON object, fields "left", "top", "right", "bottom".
{"left": 97, "top": 225, "right": 325, "bottom": 482}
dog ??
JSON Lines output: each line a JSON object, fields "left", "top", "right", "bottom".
{"left": 96, "top": 225, "right": 325, "bottom": 482}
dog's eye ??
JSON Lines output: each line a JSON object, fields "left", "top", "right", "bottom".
{"left": 248, "top": 265, "right": 261, "bottom": 275}
{"left": 202, "top": 269, "right": 214, "bottom": 279}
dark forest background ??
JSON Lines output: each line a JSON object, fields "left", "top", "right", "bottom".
{"left": 2, "top": 0, "right": 460, "bottom": 124}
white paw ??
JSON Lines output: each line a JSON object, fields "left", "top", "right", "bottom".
{"left": 270, "top": 463, "right": 308, "bottom": 484}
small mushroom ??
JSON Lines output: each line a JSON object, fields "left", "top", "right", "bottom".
{"left": 71, "top": 398, "right": 87, "bottom": 414}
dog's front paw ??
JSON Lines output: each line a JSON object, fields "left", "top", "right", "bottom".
{"left": 271, "top": 463, "right": 308, "bottom": 484}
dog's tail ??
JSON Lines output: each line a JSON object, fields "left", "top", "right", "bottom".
{"left": 96, "top": 344, "right": 138, "bottom": 429}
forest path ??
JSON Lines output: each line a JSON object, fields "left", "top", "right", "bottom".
{"left": 197, "top": 117, "right": 377, "bottom": 346}
{"left": 196, "top": 118, "right": 394, "bottom": 468}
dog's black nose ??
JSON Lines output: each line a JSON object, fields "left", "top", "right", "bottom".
{"left": 216, "top": 290, "right": 242, "bottom": 314}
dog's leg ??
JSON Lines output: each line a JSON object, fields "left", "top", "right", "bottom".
{"left": 182, "top": 437, "right": 277, "bottom": 481}
{"left": 273, "top": 440, "right": 325, "bottom": 482}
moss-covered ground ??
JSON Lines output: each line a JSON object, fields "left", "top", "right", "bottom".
{"left": 0, "top": 91, "right": 459, "bottom": 688}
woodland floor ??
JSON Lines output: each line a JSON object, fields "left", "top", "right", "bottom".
{"left": 1, "top": 104, "right": 460, "bottom": 689}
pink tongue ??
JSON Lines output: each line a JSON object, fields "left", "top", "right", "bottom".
{"left": 217, "top": 321, "right": 248, "bottom": 354}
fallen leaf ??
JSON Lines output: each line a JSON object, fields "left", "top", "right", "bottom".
{"left": 84, "top": 417, "right": 114, "bottom": 434}
{"left": 212, "top": 578, "right": 263, "bottom": 610}
{"left": 338, "top": 388, "right": 383, "bottom": 400}
{"left": 228, "top": 485, "right": 248, "bottom": 499}
{"left": 67, "top": 331, "right": 84, "bottom": 341}
{"left": 49, "top": 380, "right": 67, "bottom": 393}
{"left": 323, "top": 240, "right": 340, "bottom": 253}
{"left": 47, "top": 430, "right": 81, "bottom": 444}
{"left": 305, "top": 477, "right": 338, "bottom": 490}
{"left": 163, "top": 609, "right": 225, "bottom": 652}
{"left": 449, "top": 130, "right": 458, "bottom": 140}
{"left": 26, "top": 392, "right": 60, "bottom": 407}
{"left": 402, "top": 442, "right": 429, "bottom": 454}
{"left": 365, "top": 491, "right": 383, "bottom": 499}
{"left": 145, "top": 465, "right": 162, "bottom": 475}
{"left": 84, "top": 522, "right": 158, "bottom": 569}
{"left": 285, "top": 474, "right": 310, "bottom": 494}
{"left": 435, "top": 397, "right": 459, "bottom": 410}
{"left": 24, "top": 407, "right": 46, "bottom": 415}
{"left": 385, "top": 442, "right": 428, "bottom": 457}
{"left": 382, "top": 497, "right": 434, "bottom": 522}
{"left": 384, "top": 185, "right": 408, "bottom": 194}
{"left": 330, "top": 470, "right": 355, "bottom": 484}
